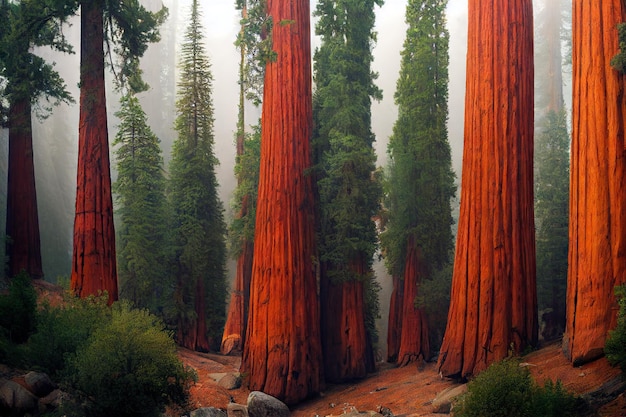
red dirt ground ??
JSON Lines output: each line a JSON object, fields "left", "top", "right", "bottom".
{"left": 179, "top": 342, "right": 625, "bottom": 416}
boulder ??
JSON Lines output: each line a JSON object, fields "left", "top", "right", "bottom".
{"left": 431, "top": 383, "right": 468, "bottom": 414}
{"left": 24, "top": 371, "right": 56, "bottom": 397}
{"left": 0, "top": 379, "right": 39, "bottom": 415}
{"left": 218, "top": 373, "right": 242, "bottom": 390}
{"left": 246, "top": 391, "right": 290, "bottom": 417}
{"left": 227, "top": 402, "right": 249, "bottom": 417}
{"left": 190, "top": 406, "right": 227, "bottom": 417}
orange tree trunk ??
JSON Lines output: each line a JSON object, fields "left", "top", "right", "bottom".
{"left": 71, "top": 0, "right": 118, "bottom": 304}
{"left": 564, "top": 0, "right": 626, "bottom": 365}
{"left": 386, "top": 274, "right": 404, "bottom": 362}
{"left": 437, "top": 0, "right": 537, "bottom": 379}
{"left": 6, "top": 98, "right": 43, "bottom": 279}
{"left": 241, "top": 0, "right": 322, "bottom": 404}
{"left": 397, "top": 237, "right": 429, "bottom": 366}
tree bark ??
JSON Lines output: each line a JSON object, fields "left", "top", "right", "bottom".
{"left": 241, "top": 0, "right": 322, "bottom": 404}
{"left": 397, "top": 237, "right": 430, "bottom": 366}
{"left": 6, "top": 98, "right": 43, "bottom": 279}
{"left": 564, "top": 0, "right": 626, "bottom": 365}
{"left": 386, "top": 274, "right": 404, "bottom": 362}
{"left": 71, "top": 0, "right": 118, "bottom": 305}
{"left": 437, "top": 0, "right": 537, "bottom": 379}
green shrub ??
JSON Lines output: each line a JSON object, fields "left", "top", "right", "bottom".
{"left": 67, "top": 301, "right": 195, "bottom": 417}
{"left": 605, "top": 285, "right": 626, "bottom": 374}
{"left": 454, "top": 358, "right": 579, "bottom": 417}
{"left": 0, "top": 271, "right": 37, "bottom": 345}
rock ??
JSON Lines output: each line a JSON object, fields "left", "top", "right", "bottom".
{"left": 227, "top": 402, "right": 249, "bottom": 417}
{"left": 247, "top": 391, "right": 290, "bottom": 417}
{"left": 190, "top": 406, "right": 228, "bottom": 417}
{"left": 0, "top": 379, "right": 39, "bottom": 415}
{"left": 24, "top": 371, "right": 56, "bottom": 397}
{"left": 39, "top": 389, "right": 62, "bottom": 408}
{"left": 218, "top": 373, "right": 242, "bottom": 390}
{"left": 431, "top": 383, "right": 468, "bottom": 414}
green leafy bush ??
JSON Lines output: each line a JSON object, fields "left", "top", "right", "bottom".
{"left": 454, "top": 358, "right": 579, "bottom": 417}
{"left": 0, "top": 271, "right": 37, "bottom": 345}
{"left": 605, "top": 285, "right": 626, "bottom": 374}
{"left": 67, "top": 301, "right": 195, "bottom": 417}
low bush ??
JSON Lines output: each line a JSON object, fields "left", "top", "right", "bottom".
{"left": 0, "top": 271, "right": 37, "bottom": 348}
{"left": 605, "top": 285, "right": 626, "bottom": 374}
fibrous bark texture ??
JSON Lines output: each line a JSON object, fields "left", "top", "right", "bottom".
{"left": 387, "top": 274, "right": 404, "bottom": 363}
{"left": 397, "top": 238, "right": 429, "bottom": 366}
{"left": 241, "top": 0, "right": 322, "bottom": 404}
{"left": 71, "top": 0, "right": 118, "bottom": 305}
{"left": 564, "top": 0, "right": 626, "bottom": 365}
{"left": 437, "top": 0, "right": 537, "bottom": 379}
{"left": 6, "top": 98, "right": 43, "bottom": 279}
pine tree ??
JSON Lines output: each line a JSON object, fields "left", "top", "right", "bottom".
{"left": 0, "top": 0, "right": 77, "bottom": 280}
{"left": 113, "top": 93, "right": 168, "bottom": 314}
{"left": 169, "top": 0, "right": 227, "bottom": 352}
{"left": 313, "top": 0, "right": 383, "bottom": 382}
{"left": 72, "top": 0, "right": 166, "bottom": 304}
{"left": 381, "top": 0, "right": 455, "bottom": 366}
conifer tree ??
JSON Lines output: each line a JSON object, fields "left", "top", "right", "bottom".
{"left": 113, "top": 94, "right": 168, "bottom": 314}
{"left": 169, "top": 0, "right": 227, "bottom": 352}
{"left": 313, "top": 0, "right": 383, "bottom": 382}
{"left": 0, "top": 0, "right": 77, "bottom": 280}
{"left": 381, "top": 0, "right": 455, "bottom": 366}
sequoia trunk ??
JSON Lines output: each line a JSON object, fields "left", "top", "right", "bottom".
{"left": 6, "top": 98, "right": 43, "bottom": 279}
{"left": 397, "top": 237, "right": 429, "bottom": 366}
{"left": 437, "top": 0, "right": 537, "bottom": 379}
{"left": 71, "top": 0, "right": 118, "bottom": 304}
{"left": 386, "top": 274, "right": 404, "bottom": 362}
{"left": 241, "top": 0, "right": 322, "bottom": 404}
{"left": 564, "top": 0, "right": 626, "bottom": 365}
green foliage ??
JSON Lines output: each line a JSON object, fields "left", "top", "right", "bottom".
{"left": 113, "top": 93, "right": 170, "bottom": 315}
{"left": 415, "top": 262, "right": 452, "bottom": 351}
{"left": 0, "top": 271, "right": 37, "bottom": 345}
{"left": 66, "top": 301, "right": 195, "bottom": 417}
{"left": 455, "top": 358, "right": 580, "bottom": 417}
{"left": 169, "top": 0, "right": 227, "bottom": 347}
{"left": 605, "top": 285, "right": 626, "bottom": 374}
{"left": 611, "top": 22, "right": 626, "bottom": 74}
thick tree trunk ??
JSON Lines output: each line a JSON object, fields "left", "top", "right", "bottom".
{"left": 6, "top": 98, "right": 43, "bottom": 279}
{"left": 437, "top": 0, "right": 537, "bottom": 379}
{"left": 564, "top": 0, "right": 626, "bottom": 365}
{"left": 321, "top": 260, "right": 369, "bottom": 382}
{"left": 397, "top": 237, "right": 430, "bottom": 366}
{"left": 386, "top": 274, "right": 404, "bottom": 363}
{"left": 241, "top": 0, "right": 322, "bottom": 404}
{"left": 71, "top": 0, "right": 118, "bottom": 304}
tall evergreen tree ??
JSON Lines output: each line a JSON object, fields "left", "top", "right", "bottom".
{"left": 71, "top": 0, "right": 166, "bottom": 304}
{"left": 313, "top": 0, "right": 383, "bottom": 382}
{"left": 169, "top": 0, "right": 227, "bottom": 352}
{"left": 113, "top": 93, "right": 168, "bottom": 314}
{"left": 381, "top": 0, "right": 455, "bottom": 366}
{"left": 0, "top": 0, "right": 78, "bottom": 280}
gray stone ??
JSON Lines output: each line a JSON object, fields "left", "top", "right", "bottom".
{"left": 218, "top": 373, "right": 242, "bottom": 390}
{"left": 24, "top": 371, "right": 55, "bottom": 397}
{"left": 227, "top": 402, "right": 249, "bottom": 417}
{"left": 0, "top": 380, "right": 39, "bottom": 415}
{"left": 190, "top": 406, "right": 228, "bottom": 417}
{"left": 431, "top": 383, "right": 468, "bottom": 414}
{"left": 246, "top": 391, "right": 290, "bottom": 417}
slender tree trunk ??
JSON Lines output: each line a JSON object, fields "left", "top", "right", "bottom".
{"left": 387, "top": 274, "right": 404, "bottom": 362}
{"left": 437, "top": 0, "right": 536, "bottom": 379}
{"left": 544, "top": 0, "right": 564, "bottom": 113}
{"left": 71, "top": 0, "right": 118, "bottom": 304}
{"left": 397, "top": 237, "right": 430, "bottom": 366}
{"left": 564, "top": 0, "right": 626, "bottom": 365}
{"left": 241, "top": 0, "right": 322, "bottom": 404}
{"left": 6, "top": 98, "right": 43, "bottom": 279}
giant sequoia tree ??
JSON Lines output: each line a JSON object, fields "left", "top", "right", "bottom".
{"left": 381, "top": 0, "right": 454, "bottom": 366}
{"left": 437, "top": 0, "right": 537, "bottom": 379}
{"left": 242, "top": 0, "right": 323, "bottom": 404}
{"left": 564, "top": 0, "right": 626, "bottom": 365}
{"left": 0, "top": 0, "right": 77, "bottom": 280}
{"left": 71, "top": 0, "right": 165, "bottom": 304}
{"left": 169, "top": 0, "right": 227, "bottom": 352}
{"left": 313, "top": 0, "right": 382, "bottom": 382}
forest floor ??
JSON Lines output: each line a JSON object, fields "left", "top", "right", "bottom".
{"left": 178, "top": 342, "right": 626, "bottom": 417}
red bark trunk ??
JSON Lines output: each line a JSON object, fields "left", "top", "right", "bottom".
{"left": 397, "top": 237, "right": 430, "bottom": 366}
{"left": 437, "top": 0, "right": 537, "bottom": 379}
{"left": 386, "top": 274, "right": 404, "bottom": 363}
{"left": 241, "top": 0, "right": 322, "bottom": 404}
{"left": 6, "top": 98, "right": 43, "bottom": 279}
{"left": 71, "top": 0, "right": 118, "bottom": 305}
{"left": 321, "top": 261, "right": 369, "bottom": 382}
{"left": 564, "top": 0, "right": 626, "bottom": 365}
